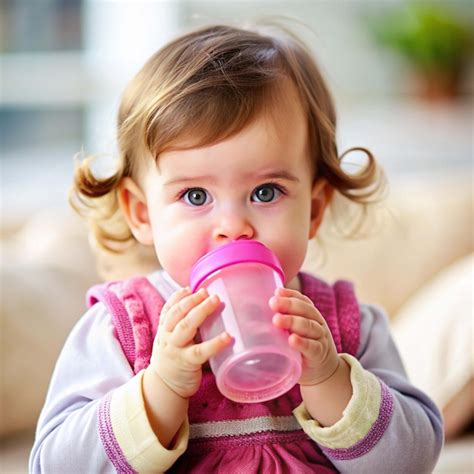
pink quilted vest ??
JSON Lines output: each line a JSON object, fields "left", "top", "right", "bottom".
{"left": 87, "top": 271, "right": 360, "bottom": 471}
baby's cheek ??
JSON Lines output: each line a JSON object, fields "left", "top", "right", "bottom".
{"left": 154, "top": 244, "right": 193, "bottom": 287}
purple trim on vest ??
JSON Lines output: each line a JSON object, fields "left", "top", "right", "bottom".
{"left": 97, "top": 393, "right": 136, "bottom": 474}
{"left": 299, "top": 272, "right": 342, "bottom": 352}
{"left": 116, "top": 280, "right": 152, "bottom": 375}
{"left": 128, "top": 277, "right": 163, "bottom": 337}
{"left": 320, "top": 381, "right": 395, "bottom": 461}
{"left": 87, "top": 278, "right": 165, "bottom": 375}
{"left": 121, "top": 277, "right": 164, "bottom": 373}
{"left": 87, "top": 283, "right": 136, "bottom": 367}
{"left": 334, "top": 280, "right": 360, "bottom": 356}
{"left": 299, "top": 272, "right": 360, "bottom": 356}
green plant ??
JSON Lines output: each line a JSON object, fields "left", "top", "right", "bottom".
{"left": 369, "top": 3, "right": 473, "bottom": 74}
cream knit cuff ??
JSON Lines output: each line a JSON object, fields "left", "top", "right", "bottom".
{"left": 293, "top": 353, "right": 382, "bottom": 449}
{"left": 109, "top": 369, "right": 189, "bottom": 472}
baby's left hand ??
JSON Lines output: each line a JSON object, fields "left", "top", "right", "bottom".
{"left": 270, "top": 287, "right": 340, "bottom": 386}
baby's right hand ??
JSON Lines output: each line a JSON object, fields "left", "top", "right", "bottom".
{"left": 149, "top": 287, "right": 232, "bottom": 399}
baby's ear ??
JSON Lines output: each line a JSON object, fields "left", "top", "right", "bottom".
{"left": 309, "top": 178, "right": 334, "bottom": 239}
{"left": 117, "top": 177, "right": 154, "bottom": 245}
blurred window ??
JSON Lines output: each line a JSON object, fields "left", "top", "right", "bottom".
{"left": 0, "top": 0, "right": 82, "bottom": 53}
{"left": 0, "top": 1, "right": 85, "bottom": 215}
{"left": 0, "top": 108, "right": 84, "bottom": 152}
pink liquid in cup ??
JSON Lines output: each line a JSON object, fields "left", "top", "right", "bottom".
{"left": 189, "top": 240, "right": 302, "bottom": 403}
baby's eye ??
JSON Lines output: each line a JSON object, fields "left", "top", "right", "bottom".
{"left": 182, "top": 188, "right": 209, "bottom": 206}
{"left": 251, "top": 184, "right": 283, "bottom": 203}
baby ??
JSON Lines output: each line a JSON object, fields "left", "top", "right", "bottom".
{"left": 30, "top": 22, "right": 443, "bottom": 473}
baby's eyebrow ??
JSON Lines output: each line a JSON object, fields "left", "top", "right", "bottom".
{"left": 163, "top": 175, "right": 218, "bottom": 187}
{"left": 255, "top": 171, "right": 300, "bottom": 183}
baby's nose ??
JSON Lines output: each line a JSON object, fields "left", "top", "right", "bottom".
{"left": 212, "top": 212, "right": 255, "bottom": 243}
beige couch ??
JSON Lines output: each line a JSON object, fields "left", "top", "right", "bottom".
{"left": 1, "top": 171, "right": 472, "bottom": 472}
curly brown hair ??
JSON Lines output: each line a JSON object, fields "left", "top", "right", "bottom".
{"left": 70, "top": 21, "right": 385, "bottom": 265}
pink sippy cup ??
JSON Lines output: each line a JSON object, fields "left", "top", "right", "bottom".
{"left": 189, "top": 240, "right": 302, "bottom": 403}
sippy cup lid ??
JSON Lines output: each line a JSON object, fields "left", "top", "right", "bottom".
{"left": 189, "top": 240, "right": 285, "bottom": 292}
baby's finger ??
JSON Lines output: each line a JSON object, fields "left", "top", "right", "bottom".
{"left": 164, "top": 288, "right": 209, "bottom": 332}
{"left": 273, "top": 314, "right": 325, "bottom": 339}
{"left": 288, "top": 333, "right": 326, "bottom": 360}
{"left": 160, "top": 287, "right": 191, "bottom": 320}
{"left": 275, "top": 287, "right": 313, "bottom": 304}
{"left": 184, "top": 332, "right": 233, "bottom": 365}
{"left": 171, "top": 294, "right": 222, "bottom": 347}
{"left": 270, "top": 295, "right": 324, "bottom": 325}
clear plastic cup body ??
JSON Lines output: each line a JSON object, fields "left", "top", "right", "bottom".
{"left": 197, "top": 262, "right": 302, "bottom": 403}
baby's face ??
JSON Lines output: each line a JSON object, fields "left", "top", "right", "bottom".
{"left": 138, "top": 99, "right": 326, "bottom": 289}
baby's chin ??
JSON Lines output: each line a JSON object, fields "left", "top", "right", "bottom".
{"left": 173, "top": 273, "right": 192, "bottom": 289}
{"left": 159, "top": 265, "right": 190, "bottom": 289}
